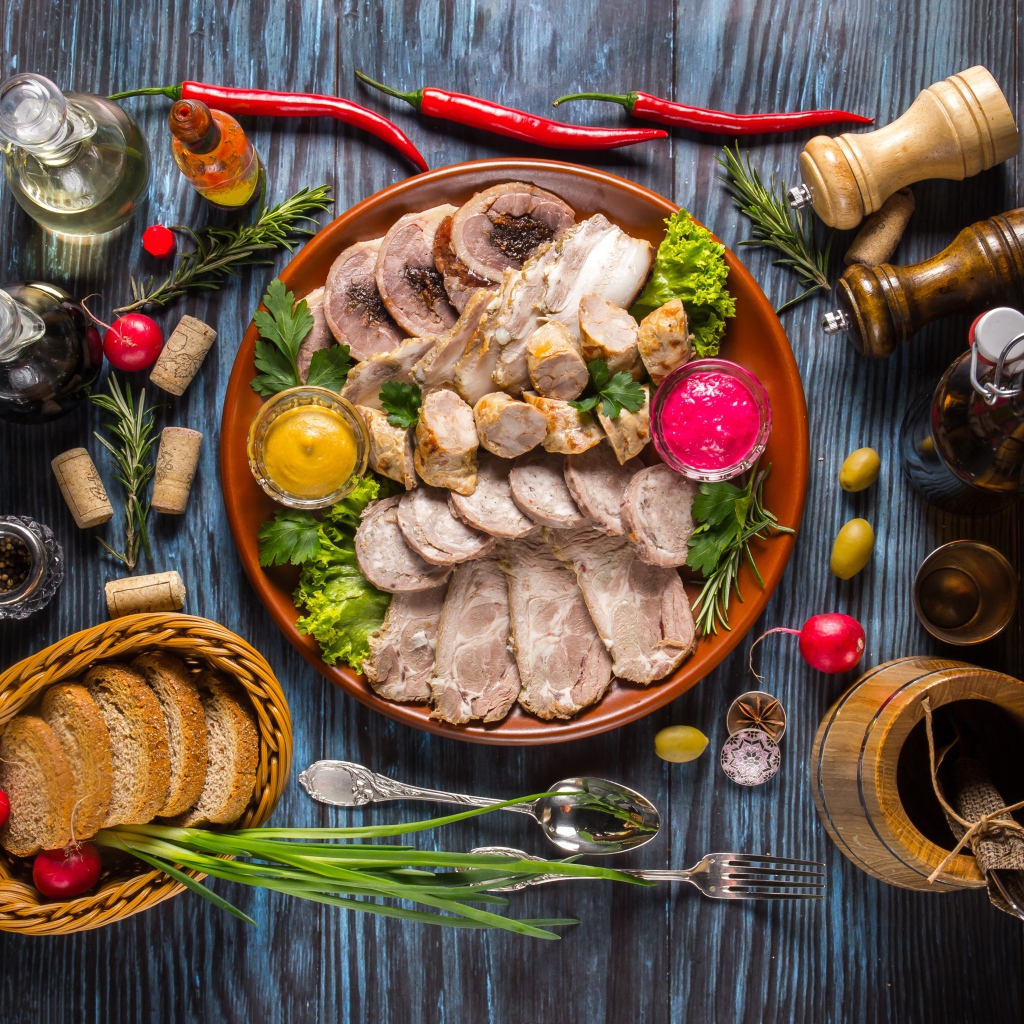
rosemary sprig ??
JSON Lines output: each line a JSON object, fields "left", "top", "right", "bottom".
{"left": 113, "top": 180, "right": 333, "bottom": 314}
{"left": 92, "top": 374, "right": 156, "bottom": 570}
{"left": 717, "top": 143, "right": 833, "bottom": 313}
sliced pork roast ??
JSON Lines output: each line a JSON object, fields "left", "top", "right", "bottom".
{"left": 450, "top": 182, "right": 575, "bottom": 282}
{"left": 522, "top": 392, "right": 604, "bottom": 454}
{"left": 376, "top": 205, "right": 460, "bottom": 336}
{"left": 414, "top": 389, "right": 479, "bottom": 495}
{"left": 413, "top": 288, "right": 495, "bottom": 395}
{"left": 323, "top": 239, "right": 406, "bottom": 360}
{"left": 638, "top": 298, "right": 692, "bottom": 384}
{"left": 473, "top": 392, "right": 547, "bottom": 459}
{"left": 433, "top": 214, "right": 496, "bottom": 313}
{"left": 356, "top": 405, "right": 417, "bottom": 490}
{"left": 296, "top": 287, "right": 332, "bottom": 384}
{"left": 598, "top": 384, "right": 650, "bottom": 464}
{"left": 355, "top": 497, "right": 452, "bottom": 593}
{"left": 526, "top": 321, "right": 588, "bottom": 400}
{"left": 509, "top": 451, "right": 587, "bottom": 528}
{"left": 429, "top": 556, "right": 521, "bottom": 725}
{"left": 578, "top": 294, "right": 643, "bottom": 379}
{"left": 397, "top": 487, "right": 496, "bottom": 566}
{"left": 453, "top": 325, "right": 503, "bottom": 406}
{"left": 564, "top": 444, "right": 642, "bottom": 535}
{"left": 549, "top": 528, "right": 696, "bottom": 684}
{"left": 500, "top": 533, "right": 612, "bottom": 720}
{"left": 363, "top": 585, "right": 447, "bottom": 702}
{"left": 341, "top": 336, "right": 436, "bottom": 410}
{"left": 620, "top": 464, "right": 698, "bottom": 567}
{"left": 449, "top": 452, "right": 536, "bottom": 539}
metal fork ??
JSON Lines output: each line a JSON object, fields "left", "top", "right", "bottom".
{"left": 467, "top": 846, "right": 826, "bottom": 900}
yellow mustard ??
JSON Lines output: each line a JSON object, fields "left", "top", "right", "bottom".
{"left": 262, "top": 406, "right": 356, "bottom": 499}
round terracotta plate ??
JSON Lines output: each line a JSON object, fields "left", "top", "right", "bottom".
{"left": 221, "top": 158, "right": 809, "bottom": 745}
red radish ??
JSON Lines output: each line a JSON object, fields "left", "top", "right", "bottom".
{"left": 0, "top": 789, "right": 9, "bottom": 828}
{"left": 750, "top": 613, "right": 866, "bottom": 676}
{"left": 102, "top": 313, "right": 164, "bottom": 371}
{"left": 32, "top": 843, "right": 102, "bottom": 898}
{"left": 142, "top": 224, "right": 176, "bottom": 258}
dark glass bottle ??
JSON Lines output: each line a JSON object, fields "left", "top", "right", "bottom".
{"left": 0, "top": 281, "right": 100, "bottom": 423}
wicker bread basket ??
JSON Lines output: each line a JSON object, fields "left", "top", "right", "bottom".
{"left": 0, "top": 613, "right": 292, "bottom": 936}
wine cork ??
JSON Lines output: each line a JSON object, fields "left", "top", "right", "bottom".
{"left": 151, "top": 427, "right": 203, "bottom": 514}
{"left": 844, "top": 188, "right": 916, "bottom": 266}
{"left": 105, "top": 570, "right": 186, "bottom": 618}
{"left": 51, "top": 448, "right": 114, "bottom": 529}
{"left": 149, "top": 315, "right": 217, "bottom": 396}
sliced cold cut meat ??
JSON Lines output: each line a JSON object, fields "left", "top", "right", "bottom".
{"left": 597, "top": 384, "right": 650, "bottom": 464}
{"left": 450, "top": 182, "right": 575, "bottom": 282}
{"left": 296, "top": 287, "right": 332, "bottom": 384}
{"left": 323, "top": 239, "right": 406, "bottom": 360}
{"left": 414, "top": 389, "right": 479, "bottom": 495}
{"left": 522, "top": 391, "right": 604, "bottom": 455}
{"left": 363, "top": 585, "right": 447, "bottom": 703}
{"left": 564, "top": 444, "right": 641, "bottom": 536}
{"left": 499, "top": 533, "right": 612, "bottom": 720}
{"left": 526, "top": 320, "right": 588, "bottom": 400}
{"left": 620, "top": 464, "right": 698, "bottom": 567}
{"left": 549, "top": 528, "right": 696, "bottom": 684}
{"left": 340, "top": 336, "right": 436, "bottom": 410}
{"left": 413, "top": 288, "right": 495, "bottom": 396}
{"left": 397, "top": 487, "right": 496, "bottom": 566}
{"left": 355, "top": 497, "right": 452, "bottom": 593}
{"left": 356, "top": 405, "right": 417, "bottom": 490}
{"left": 449, "top": 452, "right": 536, "bottom": 539}
{"left": 376, "top": 205, "right": 459, "bottom": 336}
{"left": 429, "top": 557, "right": 521, "bottom": 725}
{"left": 638, "top": 298, "right": 692, "bottom": 384}
{"left": 578, "top": 294, "right": 643, "bottom": 379}
{"left": 473, "top": 392, "right": 547, "bottom": 459}
{"left": 509, "top": 451, "right": 587, "bottom": 528}
{"left": 433, "top": 214, "right": 496, "bottom": 313}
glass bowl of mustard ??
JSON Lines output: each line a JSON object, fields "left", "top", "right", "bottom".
{"left": 247, "top": 387, "right": 370, "bottom": 509}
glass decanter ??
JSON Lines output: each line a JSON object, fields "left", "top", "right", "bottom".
{"left": 0, "top": 281, "right": 100, "bottom": 422}
{"left": 0, "top": 73, "right": 150, "bottom": 235}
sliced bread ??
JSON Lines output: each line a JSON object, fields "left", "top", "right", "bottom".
{"left": 0, "top": 716, "right": 76, "bottom": 857}
{"left": 176, "top": 671, "right": 258, "bottom": 827}
{"left": 130, "top": 652, "right": 208, "bottom": 817}
{"left": 40, "top": 683, "right": 113, "bottom": 839}
{"left": 84, "top": 663, "right": 171, "bottom": 826}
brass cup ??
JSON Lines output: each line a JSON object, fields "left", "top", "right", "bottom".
{"left": 913, "top": 541, "right": 1018, "bottom": 645}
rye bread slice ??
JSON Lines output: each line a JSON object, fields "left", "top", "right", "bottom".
{"left": 131, "top": 652, "right": 208, "bottom": 817}
{"left": 0, "top": 716, "right": 76, "bottom": 857}
{"left": 40, "top": 683, "right": 113, "bottom": 840}
{"left": 84, "top": 663, "right": 171, "bottom": 826}
{"left": 176, "top": 672, "right": 258, "bottom": 827}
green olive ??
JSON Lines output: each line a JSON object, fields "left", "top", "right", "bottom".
{"left": 654, "top": 725, "right": 709, "bottom": 763}
{"left": 830, "top": 518, "right": 875, "bottom": 579}
{"left": 839, "top": 447, "right": 881, "bottom": 492}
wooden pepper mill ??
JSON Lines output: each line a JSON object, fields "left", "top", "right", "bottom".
{"left": 788, "top": 66, "right": 1018, "bottom": 230}
{"left": 821, "top": 209, "right": 1024, "bottom": 358}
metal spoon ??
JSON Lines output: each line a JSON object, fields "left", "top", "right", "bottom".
{"left": 298, "top": 760, "right": 661, "bottom": 855}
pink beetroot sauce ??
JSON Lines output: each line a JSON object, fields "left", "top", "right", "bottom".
{"left": 658, "top": 370, "right": 761, "bottom": 470}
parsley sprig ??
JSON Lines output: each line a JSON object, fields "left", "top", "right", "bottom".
{"left": 251, "top": 279, "right": 352, "bottom": 396}
{"left": 379, "top": 381, "right": 422, "bottom": 428}
{"left": 569, "top": 359, "right": 646, "bottom": 419}
{"left": 687, "top": 462, "right": 793, "bottom": 635}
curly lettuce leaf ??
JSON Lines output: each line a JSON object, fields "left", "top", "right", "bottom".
{"left": 630, "top": 209, "right": 736, "bottom": 357}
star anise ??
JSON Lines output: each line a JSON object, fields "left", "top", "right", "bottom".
{"left": 735, "top": 694, "right": 786, "bottom": 740}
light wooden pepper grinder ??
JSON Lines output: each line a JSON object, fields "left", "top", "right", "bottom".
{"left": 821, "top": 209, "right": 1024, "bottom": 358}
{"left": 788, "top": 66, "right": 1018, "bottom": 229}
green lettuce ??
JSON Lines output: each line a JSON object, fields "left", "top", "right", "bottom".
{"left": 630, "top": 209, "right": 736, "bottom": 357}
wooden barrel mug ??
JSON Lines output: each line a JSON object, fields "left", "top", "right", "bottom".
{"left": 811, "top": 657, "right": 1024, "bottom": 891}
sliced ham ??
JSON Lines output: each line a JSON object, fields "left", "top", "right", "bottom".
{"left": 638, "top": 298, "right": 692, "bottom": 384}
{"left": 429, "top": 557, "right": 521, "bottom": 725}
{"left": 473, "top": 392, "right": 547, "bottom": 459}
{"left": 364, "top": 585, "right": 447, "bottom": 703}
{"left": 509, "top": 451, "right": 587, "bottom": 529}
{"left": 563, "top": 444, "right": 642, "bottom": 536}
{"left": 449, "top": 452, "right": 536, "bottom": 540}
{"left": 296, "top": 287, "right": 332, "bottom": 384}
{"left": 397, "top": 487, "right": 496, "bottom": 566}
{"left": 433, "top": 214, "right": 496, "bottom": 313}
{"left": 356, "top": 405, "right": 417, "bottom": 490}
{"left": 549, "top": 528, "right": 697, "bottom": 684}
{"left": 620, "top": 464, "right": 698, "bottom": 567}
{"left": 597, "top": 384, "right": 650, "bottom": 464}
{"left": 340, "top": 336, "right": 436, "bottom": 410}
{"left": 526, "top": 321, "right": 588, "bottom": 401}
{"left": 500, "top": 532, "right": 612, "bottom": 720}
{"left": 355, "top": 497, "right": 452, "bottom": 593}
{"left": 578, "top": 294, "right": 643, "bottom": 379}
{"left": 522, "top": 391, "right": 604, "bottom": 455}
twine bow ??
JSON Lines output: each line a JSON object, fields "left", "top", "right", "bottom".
{"left": 922, "top": 697, "right": 1024, "bottom": 884}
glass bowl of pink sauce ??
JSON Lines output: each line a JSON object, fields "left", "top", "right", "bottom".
{"left": 651, "top": 359, "right": 772, "bottom": 481}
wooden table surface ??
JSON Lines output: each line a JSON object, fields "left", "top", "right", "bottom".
{"left": 1, "top": 1, "right": 1021, "bottom": 1021}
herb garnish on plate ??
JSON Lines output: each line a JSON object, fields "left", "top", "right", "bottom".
{"left": 379, "top": 380, "right": 423, "bottom": 428}
{"left": 569, "top": 359, "right": 646, "bottom": 419}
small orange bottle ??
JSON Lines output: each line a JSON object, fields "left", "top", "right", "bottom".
{"left": 168, "top": 99, "right": 260, "bottom": 208}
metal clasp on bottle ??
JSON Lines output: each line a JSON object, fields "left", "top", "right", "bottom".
{"left": 970, "top": 331, "right": 1024, "bottom": 405}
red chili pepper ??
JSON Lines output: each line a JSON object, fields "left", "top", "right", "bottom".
{"left": 551, "top": 90, "right": 874, "bottom": 136}
{"left": 109, "top": 82, "right": 429, "bottom": 172}
{"left": 355, "top": 72, "right": 667, "bottom": 151}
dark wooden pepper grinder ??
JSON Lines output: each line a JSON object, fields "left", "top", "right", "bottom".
{"left": 821, "top": 209, "right": 1024, "bottom": 358}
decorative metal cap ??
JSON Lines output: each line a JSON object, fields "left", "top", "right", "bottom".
{"left": 721, "top": 728, "right": 781, "bottom": 786}
{"left": 787, "top": 183, "right": 813, "bottom": 209}
{"left": 822, "top": 309, "right": 850, "bottom": 335}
